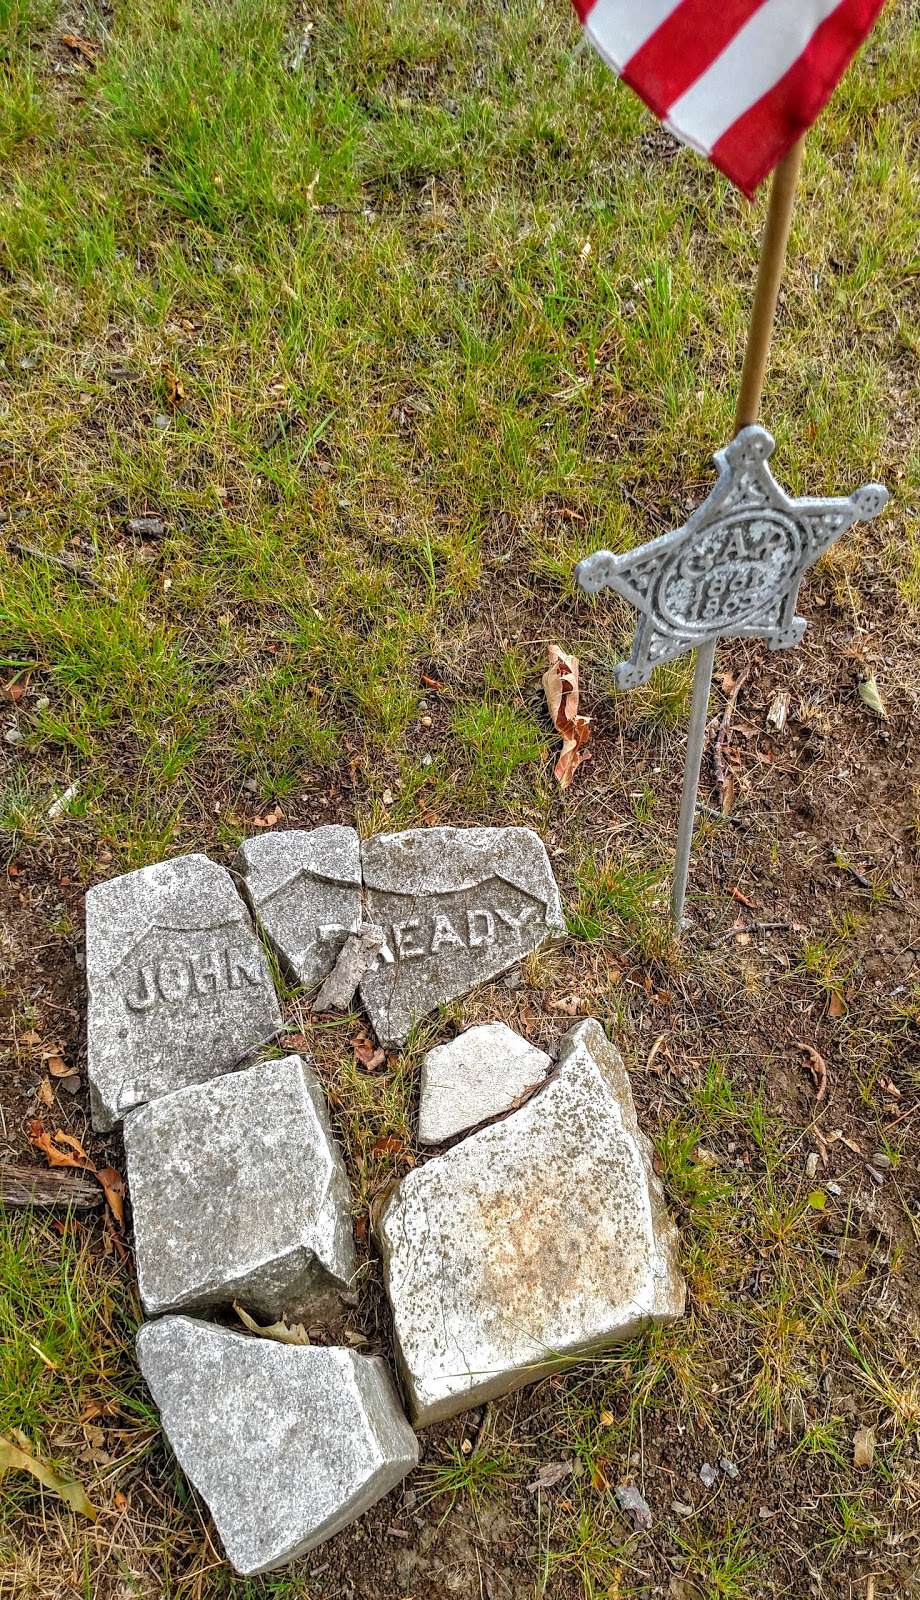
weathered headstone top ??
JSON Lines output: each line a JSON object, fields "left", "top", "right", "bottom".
{"left": 137, "top": 1316, "right": 419, "bottom": 1576}
{"left": 124, "top": 1055, "right": 355, "bottom": 1319}
{"left": 360, "top": 827, "right": 565, "bottom": 1044}
{"left": 575, "top": 425, "right": 889, "bottom": 687}
{"left": 86, "top": 854, "right": 281, "bottom": 1131}
{"left": 377, "top": 1018, "right": 685, "bottom": 1425}
{"left": 236, "top": 827, "right": 362, "bottom": 988}
{"left": 418, "top": 1022, "right": 552, "bottom": 1145}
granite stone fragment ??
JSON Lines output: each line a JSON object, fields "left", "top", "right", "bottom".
{"left": 86, "top": 854, "right": 281, "bottom": 1131}
{"left": 376, "top": 1018, "right": 685, "bottom": 1425}
{"left": 360, "top": 827, "right": 565, "bottom": 1044}
{"left": 235, "top": 827, "right": 362, "bottom": 988}
{"left": 418, "top": 1022, "right": 552, "bottom": 1145}
{"left": 137, "top": 1316, "right": 418, "bottom": 1575}
{"left": 313, "top": 924, "right": 385, "bottom": 1013}
{"left": 125, "top": 1055, "right": 356, "bottom": 1319}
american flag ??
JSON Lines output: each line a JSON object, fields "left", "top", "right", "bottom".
{"left": 572, "top": 0, "right": 887, "bottom": 196}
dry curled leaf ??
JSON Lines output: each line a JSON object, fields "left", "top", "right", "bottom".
{"left": 857, "top": 675, "right": 886, "bottom": 718}
{"left": 0, "top": 1434, "right": 97, "bottom": 1520}
{"left": 59, "top": 31, "right": 98, "bottom": 61}
{"left": 853, "top": 1425, "right": 875, "bottom": 1469}
{"left": 542, "top": 645, "right": 591, "bottom": 790}
{"left": 234, "top": 1304, "right": 311, "bottom": 1346}
{"left": 27, "top": 1120, "right": 125, "bottom": 1230}
{"left": 796, "top": 1043, "right": 827, "bottom": 1105}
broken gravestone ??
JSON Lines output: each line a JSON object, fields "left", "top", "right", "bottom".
{"left": 124, "top": 1055, "right": 355, "bottom": 1319}
{"left": 418, "top": 1022, "right": 552, "bottom": 1145}
{"left": 376, "top": 1018, "right": 685, "bottom": 1425}
{"left": 236, "top": 827, "right": 362, "bottom": 988}
{"left": 360, "top": 827, "right": 566, "bottom": 1044}
{"left": 137, "top": 1316, "right": 418, "bottom": 1575}
{"left": 86, "top": 855, "right": 281, "bottom": 1131}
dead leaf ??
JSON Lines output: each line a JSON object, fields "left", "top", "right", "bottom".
{"left": 46, "top": 1055, "right": 71, "bottom": 1078}
{"left": 853, "top": 1425, "right": 875, "bottom": 1469}
{"left": 796, "top": 1043, "right": 827, "bottom": 1105}
{"left": 59, "top": 31, "right": 98, "bottom": 61}
{"left": 527, "top": 1460, "right": 574, "bottom": 1493}
{"left": 729, "top": 885, "right": 758, "bottom": 910}
{"left": 95, "top": 1167, "right": 125, "bottom": 1229}
{"left": 857, "top": 675, "right": 886, "bottom": 718}
{"left": 0, "top": 1435, "right": 97, "bottom": 1519}
{"left": 827, "top": 989, "right": 847, "bottom": 1019}
{"left": 234, "top": 1304, "right": 311, "bottom": 1345}
{"left": 542, "top": 645, "right": 592, "bottom": 790}
{"left": 548, "top": 995, "right": 582, "bottom": 1015}
{"left": 370, "top": 1135, "right": 409, "bottom": 1161}
{"left": 252, "top": 804, "right": 284, "bottom": 828}
{"left": 352, "top": 1035, "right": 386, "bottom": 1071}
{"left": 37, "top": 1078, "right": 54, "bottom": 1108}
{"left": 27, "top": 1122, "right": 87, "bottom": 1169}
{"left": 163, "top": 367, "right": 185, "bottom": 409}
{"left": 421, "top": 674, "right": 446, "bottom": 691}
{"left": 27, "top": 1121, "right": 125, "bottom": 1230}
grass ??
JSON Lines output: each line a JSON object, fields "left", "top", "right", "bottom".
{"left": 1, "top": 1, "right": 919, "bottom": 1597}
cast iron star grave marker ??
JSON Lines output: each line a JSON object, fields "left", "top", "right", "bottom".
{"left": 575, "top": 426, "right": 888, "bottom": 927}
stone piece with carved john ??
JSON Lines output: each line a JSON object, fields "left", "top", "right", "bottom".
{"left": 125, "top": 1055, "right": 356, "bottom": 1319}
{"left": 235, "top": 827, "right": 362, "bottom": 989}
{"left": 359, "top": 827, "right": 566, "bottom": 1045}
{"left": 86, "top": 854, "right": 282, "bottom": 1131}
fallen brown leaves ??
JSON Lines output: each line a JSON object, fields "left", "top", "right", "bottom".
{"left": 542, "top": 645, "right": 591, "bottom": 790}
{"left": 796, "top": 1043, "right": 828, "bottom": 1106}
{"left": 27, "top": 1121, "right": 125, "bottom": 1228}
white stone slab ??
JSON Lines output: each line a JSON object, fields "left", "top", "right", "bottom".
{"left": 376, "top": 1018, "right": 685, "bottom": 1425}
{"left": 235, "top": 827, "right": 361, "bottom": 988}
{"left": 86, "top": 854, "right": 282, "bottom": 1131}
{"left": 418, "top": 1022, "right": 552, "bottom": 1145}
{"left": 125, "top": 1055, "right": 356, "bottom": 1319}
{"left": 137, "top": 1317, "right": 419, "bottom": 1576}
{"left": 360, "top": 827, "right": 565, "bottom": 1044}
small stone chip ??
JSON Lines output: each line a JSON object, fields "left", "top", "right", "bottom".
{"left": 236, "top": 827, "right": 362, "bottom": 989}
{"left": 125, "top": 1055, "right": 356, "bottom": 1320}
{"left": 360, "top": 827, "right": 565, "bottom": 1045}
{"left": 86, "top": 854, "right": 281, "bottom": 1131}
{"left": 137, "top": 1317, "right": 419, "bottom": 1576}
{"left": 418, "top": 1022, "right": 552, "bottom": 1145}
{"left": 376, "top": 1018, "right": 685, "bottom": 1425}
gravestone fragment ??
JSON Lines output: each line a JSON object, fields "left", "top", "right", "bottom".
{"left": 86, "top": 854, "right": 281, "bottom": 1131}
{"left": 376, "top": 1018, "right": 685, "bottom": 1425}
{"left": 360, "top": 827, "right": 565, "bottom": 1044}
{"left": 313, "top": 924, "right": 385, "bottom": 1013}
{"left": 235, "top": 827, "right": 361, "bottom": 988}
{"left": 418, "top": 1022, "right": 552, "bottom": 1145}
{"left": 124, "top": 1055, "right": 355, "bottom": 1319}
{"left": 137, "top": 1317, "right": 418, "bottom": 1576}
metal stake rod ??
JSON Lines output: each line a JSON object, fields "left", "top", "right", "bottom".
{"left": 670, "top": 136, "right": 805, "bottom": 929}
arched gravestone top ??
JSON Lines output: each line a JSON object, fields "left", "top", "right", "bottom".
{"left": 575, "top": 425, "right": 889, "bottom": 688}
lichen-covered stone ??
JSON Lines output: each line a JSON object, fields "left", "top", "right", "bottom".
{"left": 86, "top": 854, "right": 281, "bottom": 1131}
{"left": 235, "top": 827, "right": 362, "bottom": 988}
{"left": 125, "top": 1055, "right": 355, "bottom": 1319}
{"left": 418, "top": 1022, "right": 552, "bottom": 1145}
{"left": 137, "top": 1317, "right": 419, "bottom": 1576}
{"left": 360, "top": 827, "right": 565, "bottom": 1044}
{"left": 377, "top": 1018, "right": 685, "bottom": 1425}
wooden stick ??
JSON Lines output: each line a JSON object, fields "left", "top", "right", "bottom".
{"left": 734, "top": 135, "right": 806, "bottom": 431}
{"left": 0, "top": 1162, "right": 102, "bottom": 1212}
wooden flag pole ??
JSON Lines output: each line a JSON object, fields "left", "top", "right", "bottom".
{"left": 670, "top": 136, "right": 806, "bottom": 929}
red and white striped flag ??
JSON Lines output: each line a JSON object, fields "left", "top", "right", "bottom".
{"left": 572, "top": 0, "right": 886, "bottom": 196}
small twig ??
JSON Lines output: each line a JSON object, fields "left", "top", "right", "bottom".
{"left": 9, "top": 540, "right": 116, "bottom": 602}
{"left": 713, "top": 667, "right": 749, "bottom": 810}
